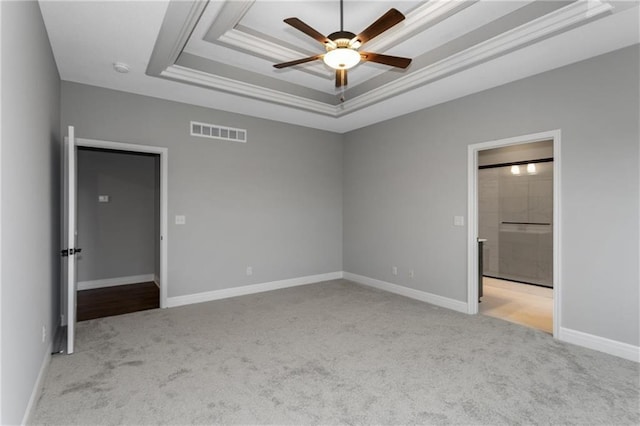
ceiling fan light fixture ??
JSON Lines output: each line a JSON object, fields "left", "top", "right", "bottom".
{"left": 274, "top": 2, "right": 410, "bottom": 87}
{"left": 323, "top": 47, "right": 360, "bottom": 70}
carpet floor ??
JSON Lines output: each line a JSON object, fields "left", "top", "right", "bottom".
{"left": 32, "top": 279, "right": 639, "bottom": 425}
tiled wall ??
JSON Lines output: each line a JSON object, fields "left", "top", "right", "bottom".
{"left": 478, "top": 161, "right": 553, "bottom": 287}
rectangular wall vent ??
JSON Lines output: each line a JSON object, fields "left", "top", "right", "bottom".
{"left": 190, "top": 121, "right": 247, "bottom": 143}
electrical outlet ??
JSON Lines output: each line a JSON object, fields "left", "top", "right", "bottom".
{"left": 392, "top": 266, "right": 398, "bottom": 276}
{"left": 246, "top": 266, "right": 253, "bottom": 276}
{"left": 42, "top": 326, "right": 46, "bottom": 343}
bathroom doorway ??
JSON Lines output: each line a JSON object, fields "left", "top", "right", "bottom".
{"left": 467, "top": 130, "right": 560, "bottom": 336}
{"left": 477, "top": 141, "right": 553, "bottom": 333}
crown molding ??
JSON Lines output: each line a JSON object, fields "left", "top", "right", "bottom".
{"left": 204, "top": 0, "right": 306, "bottom": 62}
{"left": 161, "top": 65, "right": 337, "bottom": 116}
{"left": 340, "top": 0, "right": 613, "bottom": 114}
{"left": 203, "top": 0, "right": 255, "bottom": 41}
{"left": 218, "top": 28, "right": 331, "bottom": 79}
{"left": 200, "top": 0, "right": 331, "bottom": 80}
{"left": 363, "top": 0, "right": 476, "bottom": 53}
{"left": 147, "top": 0, "right": 208, "bottom": 76}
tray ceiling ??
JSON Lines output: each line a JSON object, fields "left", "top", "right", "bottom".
{"left": 40, "top": 0, "right": 640, "bottom": 133}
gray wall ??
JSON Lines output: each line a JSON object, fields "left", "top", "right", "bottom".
{"left": 62, "top": 82, "right": 343, "bottom": 297}
{"left": 343, "top": 45, "right": 639, "bottom": 346}
{"left": 0, "top": 2, "right": 61, "bottom": 424}
{"left": 77, "top": 149, "right": 159, "bottom": 282}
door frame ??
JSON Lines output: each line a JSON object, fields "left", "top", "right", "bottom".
{"left": 467, "top": 129, "right": 561, "bottom": 338}
{"left": 76, "top": 137, "right": 169, "bottom": 308}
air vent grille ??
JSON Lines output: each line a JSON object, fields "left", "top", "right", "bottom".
{"left": 190, "top": 121, "right": 247, "bottom": 143}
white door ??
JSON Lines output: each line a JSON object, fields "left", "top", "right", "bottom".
{"left": 63, "top": 125, "right": 78, "bottom": 354}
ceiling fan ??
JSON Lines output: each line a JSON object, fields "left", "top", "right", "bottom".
{"left": 273, "top": 0, "right": 412, "bottom": 88}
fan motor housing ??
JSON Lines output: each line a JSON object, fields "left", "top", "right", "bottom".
{"left": 327, "top": 31, "right": 357, "bottom": 48}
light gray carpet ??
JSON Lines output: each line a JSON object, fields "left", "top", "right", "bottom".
{"left": 32, "top": 279, "right": 639, "bottom": 425}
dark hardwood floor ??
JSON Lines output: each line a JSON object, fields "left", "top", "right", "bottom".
{"left": 77, "top": 281, "right": 159, "bottom": 321}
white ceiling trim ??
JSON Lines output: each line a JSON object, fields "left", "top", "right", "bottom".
{"left": 147, "top": 1, "right": 207, "bottom": 76}
{"left": 161, "top": 65, "right": 337, "bottom": 115}
{"left": 343, "top": 0, "right": 614, "bottom": 113}
{"left": 218, "top": 0, "right": 471, "bottom": 65}
{"left": 362, "top": 0, "right": 474, "bottom": 53}
{"left": 219, "top": 29, "right": 330, "bottom": 76}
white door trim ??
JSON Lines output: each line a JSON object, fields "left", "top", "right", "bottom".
{"left": 75, "top": 137, "right": 169, "bottom": 309}
{"left": 467, "top": 129, "right": 561, "bottom": 338}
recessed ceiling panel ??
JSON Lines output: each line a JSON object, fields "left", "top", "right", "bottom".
{"left": 167, "top": 0, "right": 616, "bottom": 115}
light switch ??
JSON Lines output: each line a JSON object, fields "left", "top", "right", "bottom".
{"left": 98, "top": 195, "right": 109, "bottom": 203}
{"left": 454, "top": 216, "right": 465, "bottom": 226}
{"left": 175, "top": 215, "right": 186, "bottom": 225}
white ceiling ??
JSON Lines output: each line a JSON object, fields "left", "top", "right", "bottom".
{"left": 39, "top": 0, "right": 639, "bottom": 133}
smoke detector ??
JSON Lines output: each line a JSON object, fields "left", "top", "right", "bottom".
{"left": 113, "top": 62, "right": 130, "bottom": 73}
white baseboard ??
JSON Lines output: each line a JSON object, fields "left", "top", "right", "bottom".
{"left": 21, "top": 343, "right": 52, "bottom": 425}
{"left": 343, "top": 272, "right": 469, "bottom": 314}
{"left": 77, "top": 274, "right": 155, "bottom": 291}
{"left": 559, "top": 327, "right": 640, "bottom": 362}
{"left": 166, "top": 271, "right": 344, "bottom": 308}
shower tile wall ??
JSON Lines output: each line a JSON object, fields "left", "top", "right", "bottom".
{"left": 479, "top": 162, "right": 553, "bottom": 287}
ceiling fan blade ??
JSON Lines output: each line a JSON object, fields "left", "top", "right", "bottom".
{"left": 284, "top": 18, "right": 333, "bottom": 46}
{"left": 273, "top": 54, "right": 323, "bottom": 69}
{"left": 352, "top": 8, "right": 405, "bottom": 46}
{"left": 360, "top": 52, "right": 411, "bottom": 69}
{"left": 335, "top": 69, "right": 347, "bottom": 87}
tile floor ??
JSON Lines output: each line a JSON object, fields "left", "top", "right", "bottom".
{"left": 479, "top": 277, "right": 553, "bottom": 333}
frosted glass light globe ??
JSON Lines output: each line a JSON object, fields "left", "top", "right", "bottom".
{"left": 323, "top": 48, "right": 360, "bottom": 70}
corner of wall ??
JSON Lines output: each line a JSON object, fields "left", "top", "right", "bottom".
{"left": 343, "top": 272, "right": 469, "bottom": 314}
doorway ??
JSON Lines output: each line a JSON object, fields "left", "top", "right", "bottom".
{"left": 61, "top": 133, "right": 168, "bottom": 354}
{"left": 76, "top": 147, "right": 160, "bottom": 320}
{"left": 467, "top": 130, "right": 561, "bottom": 337}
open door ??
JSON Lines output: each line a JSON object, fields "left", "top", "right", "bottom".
{"left": 62, "top": 125, "right": 78, "bottom": 354}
